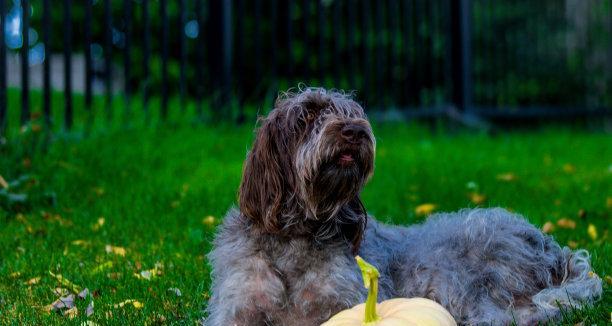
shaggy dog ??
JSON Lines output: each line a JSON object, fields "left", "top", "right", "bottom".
{"left": 205, "top": 88, "right": 602, "bottom": 325}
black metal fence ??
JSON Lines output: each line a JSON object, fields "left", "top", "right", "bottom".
{"left": 0, "top": 0, "right": 610, "bottom": 137}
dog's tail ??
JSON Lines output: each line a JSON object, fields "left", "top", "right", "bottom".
{"left": 527, "top": 248, "right": 602, "bottom": 320}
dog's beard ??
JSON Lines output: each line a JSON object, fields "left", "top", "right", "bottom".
{"left": 309, "top": 148, "right": 373, "bottom": 218}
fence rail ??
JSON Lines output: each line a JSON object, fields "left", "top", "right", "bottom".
{"left": 0, "top": 0, "right": 610, "bottom": 138}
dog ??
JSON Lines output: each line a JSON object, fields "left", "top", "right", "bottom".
{"left": 205, "top": 88, "right": 602, "bottom": 325}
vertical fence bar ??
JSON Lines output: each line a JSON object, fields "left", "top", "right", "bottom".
{"left": 390, "top": 0, "right": 400, "bottom": 106}
{"left": 195, "top": 0, "right": 204, "bottom": 119}
{"left": 63, "top": 0, "right": 72, "bottom": 130}
{"left": 221, "top": 0, "right": 233, "bottom": 113}
{"left": 236, "top": 0, "right": 245, "bottom": 123}
{"left": 43, "top": 0, "right": 51, "bottom": 130}
{"left": 361, "top": 0, "right": 370, "bottom": 105}
{"left": 254, "top": 0, "right": 262, "bottom": 86}
{"left": 84, "top": 0, "right": 92, "bottom": 119}
{"left": 332, "top": 0, "right": 340, "bottom": 87}
{"left": 317, "top": 0, "right": 324, "bottom": 84}
{"left": 160, "top": 0, "right": 169, "bottom": 120}
{"left": 20, "top": 0, "right": 29, "bottom": 125}
{"left": 286, "top": 0, "right": 294, "bottom": 83}
{"left": 270, "top": 0, "right": 277, "bottom": 88}
{"left": 0, "top": 0, "right": 5, "bottom": 136}
{"left": 347, "top": 0, "right": 356, "bottom": 89}
{"left": 302, "top": 0, "right": 310, "bottom": 82}
{"left": 104, "top": 0, "right": 113, "bottom": 121}
{"left": 179, "top": 0, "right": 187, "bottom": 113}
{"left": 403, "top": 0, "right": 413, "bottom": 106}
{"left": 123, "top": 0, "right": 132, "bottom": 118}
{"left": 450, "top": 0, "right": 473, "bottom": 111}
{"left": 374, "top": 0, "right": 382, "bottom": 107}
{"left": 142, "top": 0, "right": 151, "bottom": 121}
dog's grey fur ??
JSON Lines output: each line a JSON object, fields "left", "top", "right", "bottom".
{"left": 205, "top": 88, "right": 602, "bottom": 325}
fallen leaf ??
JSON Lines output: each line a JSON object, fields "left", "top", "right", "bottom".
{"left": 49, "top": 294, "right": 76, "bottom": 312}
{"left": 468, "top": 192, "right": 486, "bottom": 205}
{"left": 567, "top": 240, "right": 578, "bottom": 249}
{"left": 9, "top": 272, "right": 21, "bottom": 279}
{"left": 134, "top": 262, "right": 163, "bottom": 281}
{"left": 587, "top": 271, "right": 599, "bottom": 279}
{"left": 107, "top": 272, "right": 122, "bottom": 280}
{"left": 92, "top": 187, "right": 105, "bottom": 196}
{"left": 85, "top": 300, "right": 94, "bottom": 317}
{"left": 496, "top": 173, "right": 516, "bottom": 182}
{"left": 542, "top": 222, "right": 554, "bottom": 234}
{"left": 49, "top": 271, "right": 82, "bottom": 294}
{"left": 105, "top": 245, "right": 126, "bottom": 257}
{"left": 415, "top": 203, "right": 437, "bottom": 216}
{"left": 562, "top": 164, "right": 576, "bottom": 173}
{"left": 64, "top": 306, "right": 78, "bottom": 319}
{"left": 167, "top": 287, "right": 182, "bottom": 297}
{"left": 113, "top": 299, "right": 143, "bottom": 309}
{"left": 92, "top": 217, "right": 105, "bottom": 231}
{"left": 607, "top": 197, "right": 612, "bottom": 209}
{"left": 25, "top": 277, "right": 41, "bottom": 285}
{"left": 53, "top": 288, "right": 70, "bottom": 297}
{"left": 202, "top": 215, "right": 216, "bottom": 226}
{"left": 605, "top": 275, "right": 612, "bottom": 285}
{"left": 71, "top": 240, "right": 91, "bottom": 247}
{"left": 0, "top": 174, "right": 8, "bottom": 189}
{"left": 91, "top": 261, "right": 113, "bottom": 275}
{"left": 587, "top": 224, "right": 598, "bottom": 241}
{"left": 556, "top": 218, "right": 576, "bottom": 229}
{"left": 577, "top": 209, "right": 586, "bottom": 219}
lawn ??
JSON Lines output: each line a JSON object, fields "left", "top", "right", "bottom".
{"left": 0, "top": 121, "right": 610, "bottom": 324}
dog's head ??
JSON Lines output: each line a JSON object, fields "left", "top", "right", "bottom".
{"left": 239, "top": 88, "right": 375, "bottom": 248}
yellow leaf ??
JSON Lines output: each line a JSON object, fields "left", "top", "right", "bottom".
{"left": 9, "top": 272, "right": 21, "bottom": 279}
{"left": 25, "top": 277, "right": 40, "bottom": 285}
{"left": 0, "top": 174, "right": 8, "bottom": 189}
{"left": 415, "top": 203, "right": 437, "bottom": 216}
{"left": 105, "top": 245, "right": 126, "bottom": 257}
{"left": 113, "top": 299, "right": 143, "bottom": 309}
{"left": 556, "top": 218, "right": 576, "bottom": 229}
{"left": 567, "top": 240, "right": 578, "bottom": 249}
{"left": 496, "top": 173, "right": 516, "bottom": 182}
{"left": 468, "top": 192, "right": 486, "bottom": 205}
{"left": 93, "top": 187, "right": 105, "bottom": 196}
{"left": 91, "top": 261, "right": 114, "bottom": 275}
{"left": 562, "top": 163, "right": 576, "bottom": 173}
{"left": 71, "top": 240, "right": 91, "bottom": 247}
{"left": 542, "top": 222, "right": 554, "bottom": 234}
{"left": 587, "top": 271, "right": 599, "bottom": 279}
{"left": 605, "top": 275, "right": 612, "bottom": 285}
{"left": 202, "top": 215, "right": 216, "bottom": 226}
{"left": 92, "top": 217, "right": 105, "bottom": 231}
{"left": 64, "top": 307, "right": 78, "bottom": 319}
{"left": 49, "top": 271, "right": 81, "bottom": 294}
{"left": 587, "top": 224, "right": 598, "bottom": 241}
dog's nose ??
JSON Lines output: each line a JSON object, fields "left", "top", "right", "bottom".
{"left": 340, "top": 124, "right": 368, "bottom": 143}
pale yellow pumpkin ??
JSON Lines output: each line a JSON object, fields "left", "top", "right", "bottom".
{"left": 322, "top": 256, "right": 456, "bottom": 326}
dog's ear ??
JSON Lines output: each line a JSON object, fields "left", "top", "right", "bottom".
{"left": 239, "top": 114, "right": 292, "bottom": 233}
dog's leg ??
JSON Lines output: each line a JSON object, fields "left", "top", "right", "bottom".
{"left": 205, "top": 255, "right": 286, "bottom": 326}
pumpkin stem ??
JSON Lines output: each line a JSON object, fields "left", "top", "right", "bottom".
{"left": 355, "top": 256, "right": 380, "bottom": 324}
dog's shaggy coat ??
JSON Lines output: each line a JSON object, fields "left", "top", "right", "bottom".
{"left": 205, "top": 89, "right": 602, "bottom": 325}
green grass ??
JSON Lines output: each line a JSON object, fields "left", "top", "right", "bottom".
{"left": 0, "top": 120, "right": 610, "bottom": 324}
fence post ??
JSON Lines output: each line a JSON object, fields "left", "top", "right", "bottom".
{"left": 0, "top": 0, "right": 6, "bottom": 137}
{"left": 208, "top": 0, "right": 233, "bottom": 118}
{"left": 21, "top": 0, "right": 30, "bottom": 126}
{"left": 450, "top": 0, "right": 473, "bottom": 112}
{"left": 63, "top": 0, "right": 72, "bottom": 130}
